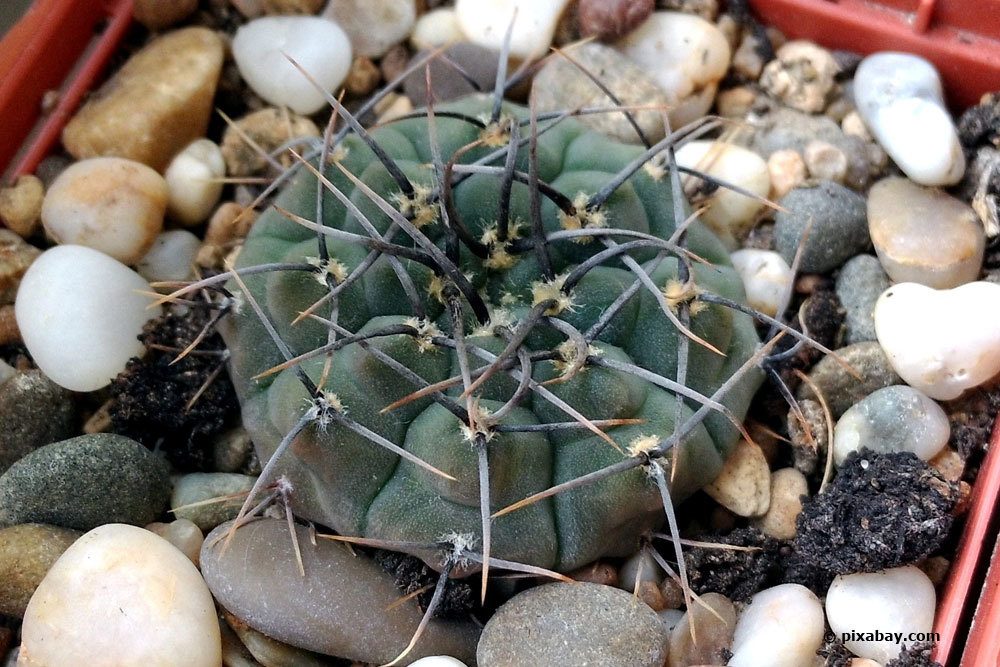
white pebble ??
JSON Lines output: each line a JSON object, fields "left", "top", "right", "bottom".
{"left": 455, "top": 0, "right": 571, "bottom": 61}
{"left": 408, "top": 658, "right": 468, "bottom": 667}
{"left": 854, "top": 52, "right": 965, "bottom": 186}
{"left": 41, "top": 157, "right": 166, "bottom": 265}
{"left": 675, "top": 141, "right": 770, "bottom": 247}
{"left": 826, "top": 566, "right": 936, "bottom": 664}
{"left": 137, "top": 230, "right": 201, "bottom": 283}
{"left": 19, "top": 524, "right": 221, "bottom": 666}
{"left": 874, "top": 281, "right": 1000, "bottom": 400}
{"left": 233, "top": 16, "right": 352, "bottom": 115}
{"left": 617, "top": 12, "right": 731, "bottom": 127}
{"left": 833, "top": 385, "right": 950, "bottom": 466}
{"left": 730, "top": 249, "right": 793, "bottom": 317}
{"left": 165, "top": 139, "right": 225, "bottom": 226}
{"left": 411, "top": 8, "right": 465, "bottom": 50}
{"left": 804, "top": 139, "right": 848, "bottom": 183}
{"left": 729, "top": 583, "right": 826, "bottom": 667}
{"left": 15, "top": 246, "right": 162, "bottom": 392}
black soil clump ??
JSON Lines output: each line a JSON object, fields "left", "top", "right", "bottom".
{"left": 957, "top": 92, "right": 1000, "bottom": 148}
{"left": 109, "top": 304, "right": 238, "bottom": 470}
{"left": 943, "top": 384, "right": 1000, "bottom": 472}
{"left": 793, "top": 450, "right": 958, "bottom": 576}
{"left": 374, "top": 550, "right": 476, "bottom": 619}
{"left": 886, "top": 642, "right": 943, "bottom": 667}
{"left": 683, "top": 527, "right": 786, "bottom": 601}
{"left": 817, "top": 635, "right": 854, "bottom": 667}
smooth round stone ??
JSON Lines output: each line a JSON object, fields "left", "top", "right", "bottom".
{"left": 233, "top": 16, "right": 352, "bottom": 115}
{"left": 617, "top": 12, "right": 731, "bottom": 127}
{"left": 704, "top": 438, "right": 771, "bottom": 518}
{"left": 145, "top": 519, "right": 204, "bottom": 567}
{"left": 753, "top": 468, "right": 808, "bottom": 540}
{"left": 42, "top": 157, "right": 166, "bottom": 264}
{"left": 855, "top": 52, "right": 965, "bottom": 186}
{"left": 826, "top": 566, "right": 935, "bottom": 664}
{"left": 730, "top": 249, "right": 793, "bottom": 317}
{"left": 667, "top": 592, "right": 736, "bottom": 667}
{"left": 62, "top": 28, "right": 224, "bottom": 171}
{"left": 165, "top": 139, "right": 225, "bottom": 226}
{"left": 833, "top": 385, "right": 950, "bottom": 466}
{"left": 760, "top": 41, "right": 839, "bottom": 113}
{"left": 0, "top": 174, "right": 44, "bottom": 238}
{"left": 796, "top": 342, "right": 901, "bottom": 418}
{"left": 137, "top": 230, "right": 201, "bottom": 283}
{"left": 15, "top": 245, "right": 162, "bottom": 392}
{"left": 618, "top": 549, "right": 664, "bottom": 592}
{"left": 202, "top": 519, "right": 479, "bottom": 664}
{"left": 0, "top": 524, "right": 80, "bottom": 618}
{"left": 0, "top": 370, "right": 76, "bottom": 474}
{"left": 729, "top": 584, "right": 825, "bottom": 667}
{"left": 767, "top": 148, "right": 807, "bottom": 200}
{"left": 478, "top": 582, "right": 668, "bottom": 666}
{"left": 20, "top": 524, "right": 221, "bottom": 667}
{"left": 0, "top": 434, "right": 170, "bottom": 531}
{"left": 409, "top": 658, "right": 468, "bottom": 667}
{"left": 804, "top": 139, "right": 848, "bottom": 183}
{"left": 323, "top": 0, "right": 416, "bottom": 58}
{"left": 411, "top": 8, "right": 464, "bottom": 50}
{"left": 675, "top": 140, "right": 770, "bottom": 247}
{"left": 836, "top": 254, "right": 891, "bottom": 344}
{"left": 874, "top": 281, "right": 1000, "bottom": 400}
{"left": 532, "top": 42, "right": 671, "bottom": 144}
{"left": 171, "top": 472, "right": 257, "bottom": 532}
{"left": 774, "top": 180, "right": 869, "bottom": 274}
{"left": 455, "top": 0, "right": 572, "bottom": 61}
{"left": 868, "top": 177, "right": 984, "bottom": 289}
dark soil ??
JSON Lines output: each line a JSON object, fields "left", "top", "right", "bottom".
{"left": 374, "top": 549, "right": 476, "bottom": 619}
{"left": 682, "top": 527, "right": 786, "bottom": 601}
{"left": 886, "top": 642, "right": 943, "bottom": 667}
{"left": 817, "top": 635, "right": 854, "bottom": 667}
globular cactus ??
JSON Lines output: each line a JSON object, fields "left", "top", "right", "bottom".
{"left": 213, "top": 91, "right": 766, "bottom": 579}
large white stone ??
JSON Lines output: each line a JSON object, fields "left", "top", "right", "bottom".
{"left": 826, "top": 566, "right": 936, "bottom": 664}
{"left": 18, "top": 524, "right": 221, "bottom": 667}
{"left": 165, "top": 139, "right": 226, "bottom": 226}
{"left": 233, "top": 16, "right": 352, "bottom": 115}
{"left": 455, "top": 0, "right": 571, "bottom": 61}
{"left": 617, "top": 12, "right": 731, "bottom": 128}
{"left": 874, "top": 281, "right": 1000, "bottom": 400}
{"left": 730, "top": 249, "right": 793, "bottom": 317}
{"left": 729, "top": 583, "right": 826, "bottom": 667}
{"left": 854, "top": 52, "right": 965, "bottom": 186}
{"left": 675, "top": 140, "right": 770, "bottom": 247}
{"left": 14, "top": 246, "right": 161, "bottom": 392}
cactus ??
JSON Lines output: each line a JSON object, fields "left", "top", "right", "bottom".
{"left": 206, "top": 86, "right": 770, "bottom": 582}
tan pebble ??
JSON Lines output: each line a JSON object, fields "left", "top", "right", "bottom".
{"left": 145, "top": 519, "right": 205, "bottom": 567}
{"left": 929, "top": 448, "right": 965, "bottom": 483}
{"left": 0, "top": 175, "right": 44, "bottom": 238}
{"left": 0, "top": 523, "right": 81, "bottom": 618}
{"left": 41, "top": 157, "right": 166, "bottom": 264}
{"left": 919, "top": 556, "right": 950, "bottom": 586}
{"left": 954, "top": 481, "right": 972, "bottom": 516}
{"left": 133, "top": 0, "right": 197, "bottom": 29}
{"left": 637, "top": 580, "right": 666, "bottom": 611}
{"left": 842, "top": 110, "right": 873, "bottom": 142}
{"left": 732, "top": 33, "right": 765, "bottom": 80}
{"left": 199, "top": 202, "right": 257, "bottom": 268}
{"left": 376, "top": 94, "right": 415, "bottom": 124}
{"left": 659, "top": 577, "right": 684, "bottom": 610}
{"left": 221, "top": 108, "right": 320, "bottom": 177}
{"left": 668, "top": 592, "right": 736, "bottom": 667}
{"left": 788, "top": 399, "right": 829, "bottom": 476}
{"left": 0, "top": 229, "right": 41, "bottom": 304}
{"left": 569, "top": 561, "right": 619, "bottom": 587}
{"left": 760, "top": 40, "right": 838, "bottom": 113}
{"left": 804, "top": 140, "right": 848, "bottom": 183}
{"left": 767, "top": 148, "right": 807, "bottom": 200}
{"left": 716, "top": 86, "right": 759, "bottom": 118}
{"left": 754, "top": 468, "right": 808, "bottom": 540}
{"left": 62, "top": 28, "right": 224, "bottom": 171}
{"left": 850, "top": 660, "right": 883, "bottom": 667}
{"left": 705, "top": 438, "right": 771, "bottom": 517}
{"left": 345, "top": 56, "right": 382, "bottom": 97}
{"left": 263, "top": 0, "right": 324, "bottom": 13}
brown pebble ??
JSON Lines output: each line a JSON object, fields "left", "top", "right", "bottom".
{"left": 199, "top": 203, "right": 258, "bottom": 267}
{"left": 954, "top": 481, "right": 972, "bottom": 516}
{"left": 929, "top": 448, "right": 965, "bottom": 483}
{"left": 263, "top": 0, "right": 324, "bottom": 13}
{"left": 0, "top": 175, "right": 44, "bottom": 238}
{"left": 133, "top": 0, "right": 198, "bottom": 29}
{"left": 0, "top": 229, "right": 41, "bottom": 305}
{"left": 659, "top": 577, "right": 684, "bottom": 610}
{"left": 569, "top": 561, "right": 619, "bottom": 587}
{"left": 637, "top": 580, "right": 667, "bottom": 611}
{"left": 380, "top": 44, "right": 411, "bottom": 84}
{"left": 578, "top": 0, "right": 653, "bottom": 41}
{"left": 716, "top": 86, "right": 759, "bottom": 118}
{"left": 345, "top": 56, "right": 382, "bottom": 97}
{"left": 0, "top": 305, "right": 20, "bottom": 346}
{"left": 919, "top": 556, "right": 951, "bottom": 586}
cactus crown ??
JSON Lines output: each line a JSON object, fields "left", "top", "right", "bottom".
{"left": 166, "top": 52, "right": 799, "bottom": 652}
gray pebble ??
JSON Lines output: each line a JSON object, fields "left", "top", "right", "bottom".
{"left": 0, "top": 434, "right": 170, "bottom": 530}
{"left": 836, "top": 255, "right": 891, "bottom": 344}
{"left": 478, "top": 582, "right": 668, "bottom": 667}
{"left": 171, "top": 472, "right": 256, "bottom": 532}
{"left": 796, "top": 341, "right": 901, "bottom": 418}
{"left": 403, "top": 44, "right": 500, "bottom": 107}
{"left": 774, "top": 180, "right": 869, "bottom": 273}
{"left": 201, "top": 519, "right": 479, "bottom": 665}
{"left": 0, "top": 371, "right": 76, "bottom": 474}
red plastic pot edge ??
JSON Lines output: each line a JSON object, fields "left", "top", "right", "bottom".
{"left": 749, "top": 0, "right": 1000, "bottom": 110}
{"left": 0, "top": 0, "right": 134, "bottom": 182}
{"left": 2, "top": 1, "right": 1000, "bottom": 664}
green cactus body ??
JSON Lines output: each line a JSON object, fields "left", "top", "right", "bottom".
{"left": 222, "top": 95, "right": 763, "bottom": 572}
